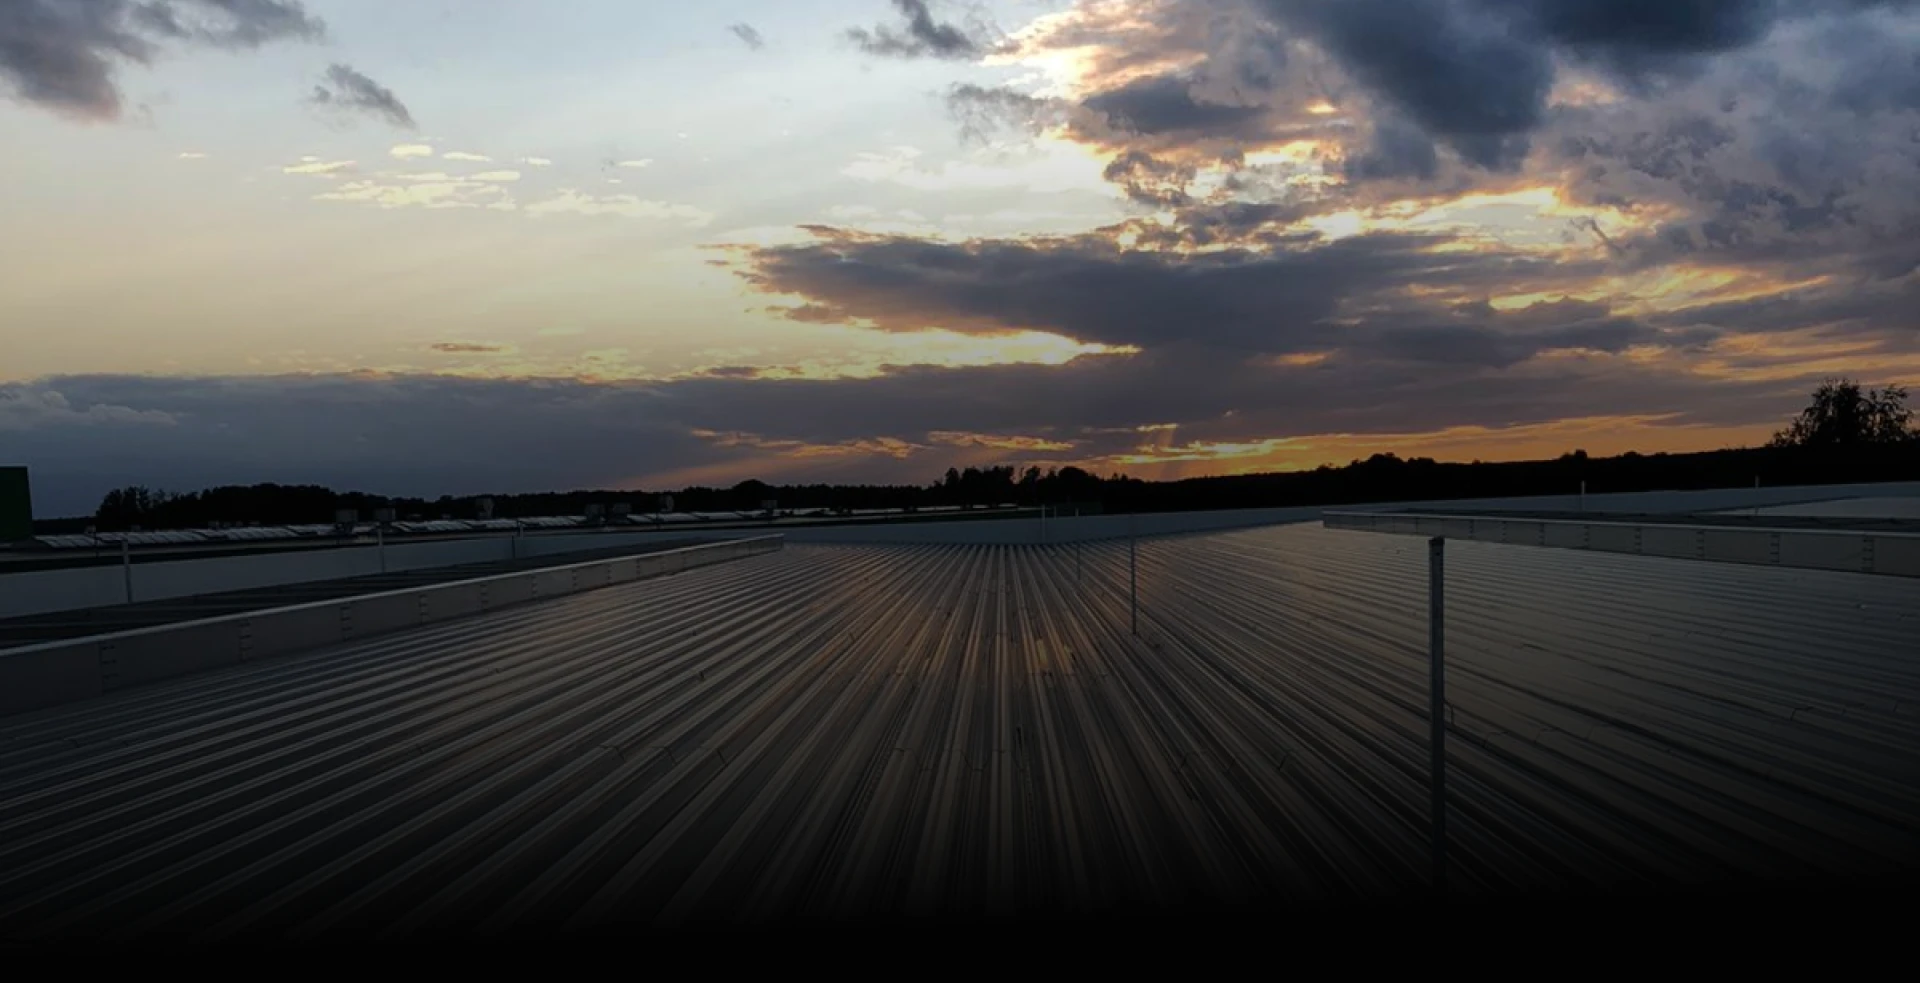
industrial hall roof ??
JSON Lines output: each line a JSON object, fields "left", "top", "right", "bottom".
{"left": 1, "top": 523, "right": 1915, "bottom": 944}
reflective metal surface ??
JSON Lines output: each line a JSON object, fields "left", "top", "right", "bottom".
{"left": 1, "top": 524, "right": 1915, "bottom": 941}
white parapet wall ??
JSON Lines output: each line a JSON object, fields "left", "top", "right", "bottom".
{"left": 0, "top": 529, "right": 713, "bottom": 620}
{"left": 1323, "top": 510, "right": 1920, "bottom": 578}
{"left": 0, "top": 536, "right": 784, "bottom": 718}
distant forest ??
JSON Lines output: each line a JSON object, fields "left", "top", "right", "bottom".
{"left": 40, "top": 379, "right": 1920, "bottom": 534}
{"left": 35, "top": 444, "right": 1913, "bottom": 535}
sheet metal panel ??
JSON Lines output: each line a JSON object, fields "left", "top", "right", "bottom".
{"left": 99, "top": 623, "right": 245, "bottom": 691}
{"left": 0, "top": 647, "right": 101, "bottom": 716}
{"left": 0, "top": 527, "right": 1914, "bottom": 940}
{"left": 1703, "top": 529, "right": 1773, "bottom": 566}
{"left": 1880, "top": 537, "right": 1920, "bottom": 577}
{"left": 0, "top": 538, "right": 783, "bottom": 718}
{"left": 241, "top": 606, "right": 348, "bottom": 663}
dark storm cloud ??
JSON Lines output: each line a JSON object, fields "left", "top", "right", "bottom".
{"left": 310, "top": 63, "right": 414, "bottom": 129}
{"left": 1082, "top": 74, "right": 1274, "bottom": 140}
{"left": 0, "top": 0, "right": 322, "bottom": 121}
{"left": 732, "top": 225, "right": 1713, "bottom": 363}
{"left": 1342, "top": 116, "right": 1441, "bottom": 182}
{"left": 996, "top": 0, "right": 1919, "bottom": 180}
{"left": 1540, "top": 18, "right": 1920, "bottom": 280}
{"left": 728, "top": 23, "right": 765, "bottom": 51}
{"left": 1263, "top": 0, "right": 1920, "bottom": 169}
{"left": 1817, "top": 17, "right": 1920, "bottom": 112}
{"left": 846, "top": 0, "right": 994, "bottom": 60}
{"left": 6, "top": 342, "right": 1814, "bottom": 514}
{"left": 1647, "top": 277, "right": 1920, "bottom": 338}
{"left": 1371, "top": 315, "right": 1688, "bottom": 370}
{"left": 1264, "top": 0, "right": 1549, "bottom": 170}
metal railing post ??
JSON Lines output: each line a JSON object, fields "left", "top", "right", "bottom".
{"left": 122, "top": 538, "right": 134, "bottom": 605}
{"left": 1429, "top": 536, "right": 1447, "bottom": 897}
{"left": 1129, "top": 515, "right": 1138, "bottom": 636}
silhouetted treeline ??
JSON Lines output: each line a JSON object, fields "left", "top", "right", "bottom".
{"left": 1128, "top": 444, "right": 1920, "bottom": 514}
{"left": 41, "top": 443, "right": 1920, "bottom": 534}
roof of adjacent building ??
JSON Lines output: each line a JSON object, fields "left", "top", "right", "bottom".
{"left": 1364, "top": 506, "right": 1920, "bottom": 534}
{"left": 1732, "top": 496, "right": 1920, "bottom": 521}
{"left": 0, "top": 523, "right": 1916, "bottom": 942}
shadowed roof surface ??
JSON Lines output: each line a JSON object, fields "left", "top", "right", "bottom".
{"left": 0, "top": 537, "right": 721, "bottom": 651}
{"left": 1, "top": 524, "right": 1916, "bottom": 942}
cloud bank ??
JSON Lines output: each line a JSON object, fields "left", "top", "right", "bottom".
{"left": 11, "top": 0, "right": 1920, "bottom": 513}
{"left": 0, "top": 0, "right": 324, "bottom": 121}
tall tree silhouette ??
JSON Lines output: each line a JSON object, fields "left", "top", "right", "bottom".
{"left": 1770, "top": 379, "right": 1917, "bottom": 448}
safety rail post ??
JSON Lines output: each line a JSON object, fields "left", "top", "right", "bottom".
{"left": 1429, "top": 536, "right": 1447, "bottom": 897}
{"left": 1129, "top": 515, "right": 1138, "bottom": 636}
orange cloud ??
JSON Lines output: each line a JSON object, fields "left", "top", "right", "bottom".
{"left": 928, "top": 431, "right": 1075, "bottom": 452}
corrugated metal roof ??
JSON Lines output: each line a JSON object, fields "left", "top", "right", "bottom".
{"left": 1, "top": 523, "right": 1916, "bottom": 942}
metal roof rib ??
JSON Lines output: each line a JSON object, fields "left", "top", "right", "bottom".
{"left": 0, "top": 524, "right": 1915, "bottom": 939}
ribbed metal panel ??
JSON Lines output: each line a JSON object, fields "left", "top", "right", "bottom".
{"left": 0, "top": 524, "right": 1916, "bottom": 942}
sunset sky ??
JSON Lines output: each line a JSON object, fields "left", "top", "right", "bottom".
{"left": 4, "top": 0, "right": 1919, "bottom": 514}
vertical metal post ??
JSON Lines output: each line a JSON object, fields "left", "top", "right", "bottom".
{"left": 1129, "top": 516, "right": 1138, "bottom": 636}
{"left": 1578, "top": 480, "right": 1586, "bottom": 512}
{"left": 377, "top": 525, "right": 388, "bottom": 574}
{"left": 1429, "top": 536, "right": 1447, "bottom": 897}
{"left": 122, "top": 538, "right": 134, "bottom": 605}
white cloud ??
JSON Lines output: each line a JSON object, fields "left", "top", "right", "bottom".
{"left": 471, "top": 170, "right": 522, "bottom": 183}
{"left": 617, "top": 159, "right": 653, "bottom": 169}
{"left": 443, "top": 151, "right": 492, "bottom": 162}
{"left": 282, "top": 157, "right": 356, "bottom": 177}
{"left": 521, "top": 157, "right": 554, "bottom": 167}
{"left": 0, "top": 387, "right": 176, "bottom": 431}
{"left": 390, "top": 144, "right": 435, "bottom": 159}
{"left": 525, "top": 189, "right": 713, "bottom": 227}
{"left": 317, "top": 178, "right": 513, "bottom": 211}
{"left": 177, "top": 151, "right": 207, "bottom": 160}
